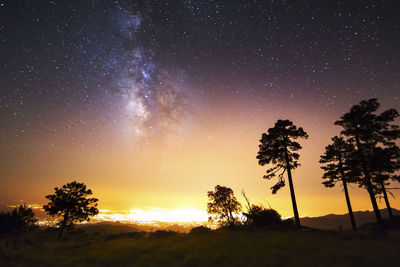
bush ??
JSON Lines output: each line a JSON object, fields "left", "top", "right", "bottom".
{"left": 243, "top": 206, "right": 282, "bottom": 227}
{"left": 0, "top": 205, "right": 37, "bottom": 237}
{"left": 189, "top": 226, "right": 212, "bottom": 234}
{"left": 149, "top": 230, "right": 177, "bottom": 238}
{"left": 392, "top": 215, "right": 400, "bottom": 229}
{"left": 282, "top": 218, "right": 295, "bottom": 228}
{"left": 105, "top": 231, "right": 144, "bottom": 241}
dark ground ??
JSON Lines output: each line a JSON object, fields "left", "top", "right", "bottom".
{"left": 1, "top": 224, "right": 400, "bottom": 266}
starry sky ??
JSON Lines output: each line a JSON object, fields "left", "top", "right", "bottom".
{"left": 1, "top": 0, "right": 400, "bottom": 217}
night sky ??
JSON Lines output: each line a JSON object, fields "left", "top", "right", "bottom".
{"left": 1, "top": 0, "right": 400, "bottom": 217}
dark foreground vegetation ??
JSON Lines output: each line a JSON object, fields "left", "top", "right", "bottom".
{"left": 1, "top": 224, "right": 400, "bottom": 266}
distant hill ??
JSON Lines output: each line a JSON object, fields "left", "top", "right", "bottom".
{"left": 300, "top": 208, "right": 400, "bottom": 230}
{"left": 76, "top": 221, "right": 194, "bottom": 233}
{"left": 77, "top": 222, "right": 141, "bottom": 234}
{"left": 0, "top": 203, "right": 13, "bottom": 212}
{"left": 3, "top": 202, "right": 398, "bottom": 231}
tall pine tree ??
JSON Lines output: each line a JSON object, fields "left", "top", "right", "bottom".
{"left": 335, "top": 98, "right": 399, "bottom": 232}
{"left": 257, "top": 119, "right": 308, "bottom": 228}
{"left": 369, "top": 146, "right": 400, "bottom": 225}
{"left": 320, "top": 136, "right": 360, "bottom": 231}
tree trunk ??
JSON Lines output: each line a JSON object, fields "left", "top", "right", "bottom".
{"left": 228, "top": 208, "right": 234, "bottom": 226}
{"left": 58, "top": 212, "right": 69, "bottom": 240}
{"left": 284, "top": 146, "right": 301, "bottom": 228}
{"left": 338, "top": 157, "right": 357, "bottom": 231}
{"left": 354, "top": 135, "right": 384, "bottom": 233}
{"left": 57, "top": 224, "right": 64, "bottom": 240}
{"left": 13, "top": 228, "right": 19, "bottom": 248}
{"left": 342, "top": 179, "right": 357, "bottom": 231}
{"left": 380, "top": 180, "right": 394, "bottom": 226}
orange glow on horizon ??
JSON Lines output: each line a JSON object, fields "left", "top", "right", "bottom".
{"left": 1, "top": 104, "right": 400, "bottom": 219}
{"left": 96, "top": 207, "right": 209, "bottom": 223}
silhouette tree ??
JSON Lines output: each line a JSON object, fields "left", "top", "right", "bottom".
{"left": 369, "top": 146, "right": 400, "bottom": 225}
{"left": 12, "top": 204, "right": 37, "bottom": 247}
{"left": 257, "top": 119, "right": 308, "bottom": 228}
{"left": 320, "top": 136, "right": 360, "bottom": 231}
{"left": 207, "top": 185, "right": 242, "bottom": 226}
{"left": 335, "top": 98, "right": 399, "bottom": 232}
{"left": 243, "top": 205, "right": 282, "bottom": 227}
{"left": 0, "top": 204, "right": 37, "bottom": 247}
{"left": 43, "top": 181, "right": 99, "bottom": 239}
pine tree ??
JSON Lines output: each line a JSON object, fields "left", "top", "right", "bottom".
{"left": 369, "top": 146, "right": 400, "bottom": 225}
{"left": 335, "top": 98, "right": 399, "bottom": 232}
{"left": 257, "top": 119, "right": 308, "bottom": 228}
{"left": 320, "top": 136, "right": 360, "bottom": 231}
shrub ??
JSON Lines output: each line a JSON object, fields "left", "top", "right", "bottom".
{"left": 243, "top": 205, "right": 282, "bottom": 227}
{"left": 189, "top": 226, "right": 212, "bottom": 234}
{"left": 149, "top": 230, "right": 177, "bottom": 238}
{"left": 105, "top": 232, "right": 144, "bottom": 241}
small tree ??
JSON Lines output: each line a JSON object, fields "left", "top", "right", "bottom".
{"left": 257, "top": 119, "right": 308, "bottom": 228}
{"left": 43, "top": 181, "right": 99, "bottom": 239}
{"left": 207, "top": 185, "right": 242, "bottom": 226}
{"left": 0, "top": 204, "right": 37, "bottom": 247}
{"left": 320, "top": 136, "right": 360, "bottom": 231}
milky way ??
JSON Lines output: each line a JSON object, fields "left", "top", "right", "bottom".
{"left": 0, "top": 1, "right": 199, "bottom": 152}
{"left": 1, "top": 1, "right": 399, "bottom": 149}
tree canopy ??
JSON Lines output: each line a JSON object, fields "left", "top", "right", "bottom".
{"left": 320, "top": 136, "right": 361, "bottom": 187}
{"left": 369, "top": 146, "right": 400, "bottom": 189}
{"left": 334, "top": 98, "right": 399, "bottom": 232}
{"left": 257, "top": 119, "right": 308, "bottom": 193}
{"left": 207, "top": 185, "right": 242, "bottom": 226}
{"left": 335, "top": 98, "right": 399, "bottom": 146}
{"left": 43, "top": 181, "right": 99, "bottom": 239}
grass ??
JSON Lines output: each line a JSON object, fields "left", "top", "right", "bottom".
{"left": 1, "top": 226, "right": 400, "bottom": 266}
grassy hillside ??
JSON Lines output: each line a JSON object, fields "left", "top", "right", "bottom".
{"left": 1, "top": 226, "right": 400, "bottom": 266}
{"left": 76, "top": 222, "right": 141, "bottom": 235}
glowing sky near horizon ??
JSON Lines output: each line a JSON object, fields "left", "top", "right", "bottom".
{"left": 1, "top": 0, "right": 400, "bottom": 220}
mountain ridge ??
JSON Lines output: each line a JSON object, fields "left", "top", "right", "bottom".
{"left": 300, "top": 208, "right": 400, "bottom": 229}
